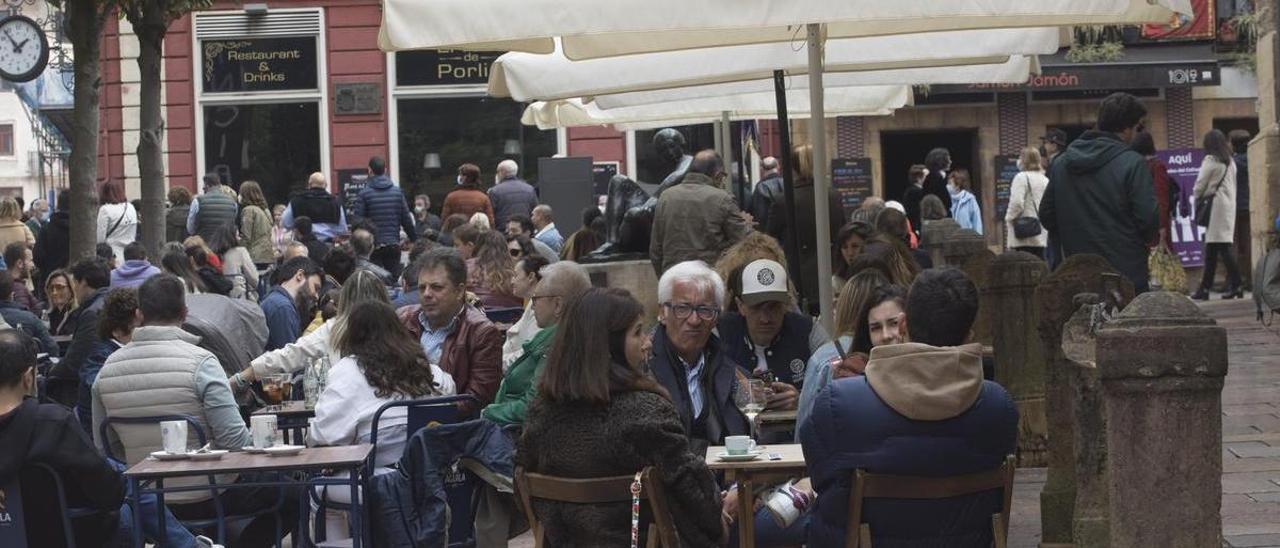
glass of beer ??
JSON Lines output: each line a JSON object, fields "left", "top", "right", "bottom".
{"left": 261, "top": 374, "right": 290, "bottom": 408}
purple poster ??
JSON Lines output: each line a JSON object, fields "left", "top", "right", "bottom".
{"left": 1158, "top": 148, "right": 1204, "bottom": 268}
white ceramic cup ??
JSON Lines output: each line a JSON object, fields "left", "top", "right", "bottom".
{"left": 250, "top": 415, "right": 278, "bottom": 449}
{"left": 160, "top": 420, "right": 188, "bottom": 454}
{"left": 725, "top": 435, "right": 756, "bottom": 456}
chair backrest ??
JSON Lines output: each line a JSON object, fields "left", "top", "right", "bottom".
{"left": 514, "top": 466, "right": 679, "bottom": 548}
{"left": 0, "top": 473, "right": 31, "bottom": 548}
{"left": 846, "top": 455, "right": 1016, "bottom": 548}
{"left": 22, "top": 462, "right": 112, "bottom": 548}
{"left": 369, "top": 394, "right": 479, "bottom": 547}
{"left": 484, "top": 306, "right": 524, "bottom": 325}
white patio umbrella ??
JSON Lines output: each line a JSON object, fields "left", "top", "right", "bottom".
{"left": 487, "top": 29, "right": 1058, "bottom": 102}
{"left": 378, "top": 0, "right": 1193, "bottom": 330}
{"left": 521, "top": 86, "right": 911, "bottom": 130}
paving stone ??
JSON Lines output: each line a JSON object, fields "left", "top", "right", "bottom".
{"left": 1226, "top": 533, "right": 1280, "bottom": 547}
{"left": 1229, "top": 443, "right": 1280, "bottom": 459}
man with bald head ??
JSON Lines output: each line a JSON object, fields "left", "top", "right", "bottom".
{"left": 650, "top": 149, "right": 752, "bottom": 273}
{"left": 283, "top": 171, "right": 348, "bottom": 242}
{"left": 751, "top": 155, "right": 784, "bottom": 229}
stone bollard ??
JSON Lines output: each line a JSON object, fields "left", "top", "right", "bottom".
{"left": 920, "top": 218, "right": 960, "bottom": 268}
{"left": 940, "top": 228, "right": 986, "bottom": 268}
{"left": 1034, "top": 255, "right": 1134, "bottom": 546}
{"left": 1061, "top": 294, "right": 1109, "bottom": 547}
{"left": 1098, "top": 292, "right": 1228, "bottom": 548}
{"left": 961, "top": 248, "right": 997, "bottom": 348}
{"left": 987, "top": 251, "right": 1049, "bottom": 467}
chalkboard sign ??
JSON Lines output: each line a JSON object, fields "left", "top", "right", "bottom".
{"left": 395, "top": 50, "right": 503, "bottom": 87}
{"left": 993, "top": 155, "right": 1020, "bottom": 219}
{"left": 201, "top": 37, "right": 318, "bottom": 93}
{"left": 831, "top": 158, "right": 874, "bottom": 215}
{"left": 337, "top": 169, "right": 369, "bottom": 219}
{"left": 593, "top": 162, "right": 619, "bottom": 196}
{"left": 539, "top": 157, "right": 595, "bottom": 235}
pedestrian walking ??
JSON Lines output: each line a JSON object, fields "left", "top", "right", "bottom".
{"left": 1192, "top": 129, "right": 1243, "bottom": 300}
{"left": 1005, "top": 146, "right": 1049, "bottom": 258}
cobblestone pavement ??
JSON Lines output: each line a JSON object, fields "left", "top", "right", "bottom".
{"left": 515, "top": 297, "right": 1279, "bottom": 547}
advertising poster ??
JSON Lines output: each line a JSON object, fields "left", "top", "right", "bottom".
{"left": 830, "top": 158, "right": 874, "bottom": 216}
{"left": 1157, "top": 148, "right": 1205, "bottom": 268}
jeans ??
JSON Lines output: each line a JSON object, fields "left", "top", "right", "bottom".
{"left": 168, "top": 472, "right": 301, "bottom": 548}
{"left": 109, "top": 459, "right": 200, "bottom": 548}
{"left": 1201, "top": 242, "right": 1242, "bottom": 291}
{"left": 726, "top": 507, "right": 811, "bottom": 547}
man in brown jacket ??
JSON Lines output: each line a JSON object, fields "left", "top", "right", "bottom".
{"left": 397, "top": 247, "right": 502, "bottom": 413}
{"left": 650, "top": 150, "right": 752, "bottom": 274}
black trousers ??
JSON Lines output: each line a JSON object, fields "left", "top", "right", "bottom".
{"left": 370, "top": 244, "right": 403, "bottom": 281}
{"left": 1201, "top": 242, "right": 1242, "bottom": 291}
{"left": 169, "top": 473, "right": 301, "bottom": 548}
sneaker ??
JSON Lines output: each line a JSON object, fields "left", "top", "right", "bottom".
{"left": 195, "top": 536, "right": 224, "bottom": 548}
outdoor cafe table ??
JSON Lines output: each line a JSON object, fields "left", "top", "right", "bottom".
{"left": 705, "top": 443, "right": 808, "bottom": 548}
{"left": 756, "top": 409, "right": 798, "bottom": 438}
{"left": 253, "top": 400, "right": 315, "bottom": 445}
{"left": 123, "top": 444, "right": 372, "bottom": 548}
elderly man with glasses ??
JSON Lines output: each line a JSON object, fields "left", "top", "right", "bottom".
{"left": 647, "top": 260, "right": 749, "bottom": 456}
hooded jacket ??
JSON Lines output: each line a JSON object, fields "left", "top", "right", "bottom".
{"left": 799, "top": 343, "right": 1018, "bottom": 547}
{"left": 0, "top": 398, "right": 125, "bottom": 548}
{"left": 949, "top": 187, "right": 984, "bottom": 235}
{"left": 354, "top": 175, "right": 418, "bottom": 246}
{"left": 1042, "top": 130, "right": 1158, "bottom": 291}
{"left": 34, "top": 208, "right": 70, "bottom": 274}
{"left": 110, "top": 259, "right": 161, "bottom": 288}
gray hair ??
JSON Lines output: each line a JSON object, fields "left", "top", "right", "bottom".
{"left": 761, "top": 156, "right": 779, "bottom": 172}
{"left": 497, "top": 159, "right": 519, "bottom": 179}
{"left": 538, "top": 261, "right": 591, "bottom": 300}
{"left": 657, "top": 260, "right": 725, "bottom": 310}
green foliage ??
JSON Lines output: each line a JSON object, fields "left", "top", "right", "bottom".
{"left": 1065, "top": 41, "right": 1126, "bottom": 63}
{"left": 1224, "top": 12, "right": 1261, "bottom": 73}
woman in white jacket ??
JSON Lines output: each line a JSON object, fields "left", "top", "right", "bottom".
{"left": 230, "top": 269, "right": 456, "bottom": 394}
{"left": 1004, "top": 146, "right": 1050, "bottom": 258}
{"left": 1192, "top": 129, "right": 1242, "bottom": 300}
{"left": 96, "top": 180, "right": 139, "bottom": 261}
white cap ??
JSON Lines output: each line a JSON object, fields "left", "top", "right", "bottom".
{"left": 740, "top": 259, "right": 789, "bottom": 306}
{"left": 885, "top": 200, "right": 906, "bottom": 214}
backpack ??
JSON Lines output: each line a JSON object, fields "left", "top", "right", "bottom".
{"left": 1255, "top": 246, "right": 1280, "bottom": 325}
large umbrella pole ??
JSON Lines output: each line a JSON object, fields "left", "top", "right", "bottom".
{"left": 807, "top": 23, "right": 835, "bottom": 334}
{"left": 772, "top": 69, "right": 805, "bottom": 311}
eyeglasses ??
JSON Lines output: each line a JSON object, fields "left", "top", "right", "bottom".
{"left": 663, "top": 302, "right": 719, "bottom": 321}
{"left": 530, "top": 294, "right": 560, "bottom": 303}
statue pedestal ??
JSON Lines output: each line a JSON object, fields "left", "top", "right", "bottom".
{"left": 582, "top": 260, "right": 660, "bottom": 325}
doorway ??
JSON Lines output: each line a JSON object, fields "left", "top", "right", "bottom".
{"left": 880, "top": 129, "right": 979, "bottom": 204}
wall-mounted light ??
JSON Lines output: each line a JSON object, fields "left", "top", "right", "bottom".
{"left": 503, "top": 139, "right": 521, "bottom": 155}
{"left": 423, "top": 152, "right": 441, "bottom": 170}
{"left": 244, "top": 3, "right": 269, "bottom": 15}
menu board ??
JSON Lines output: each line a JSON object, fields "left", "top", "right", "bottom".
{"left": 830, "top": 158, "right": 874, "bottom": 215}
{"left": 337, "top": 169, "right": 369, "bottom": 218}
{"left": 993, "top": 155, "right": 1020, "bottom": 220}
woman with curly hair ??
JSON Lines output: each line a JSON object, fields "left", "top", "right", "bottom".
{"left": 76, "top": 287, "right": 138, "bottom": 431}
{"left": 467, "top": 229, "right": 521, "bottom": 310}
{"left": 311, "top": 298, "right": 445, "bottom": 540}
{"left": 237, "top": 181, "right": 276, "bottom": 266}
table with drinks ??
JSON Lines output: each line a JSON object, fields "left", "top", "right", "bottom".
{"left": 706, "top": 443, "right": 808, "bottom": 548}
{"left": 128, "top": 417, "right": 373, "bottom": 548}
{"left": 253, "top": 400, "right": 314, "bottom": 445}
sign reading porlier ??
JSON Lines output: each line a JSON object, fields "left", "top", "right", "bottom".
{"left": 395, "top": 49, "right": 503, "bottom": 87}
{"left": 202, "top": 36, "right": 319, "bottom": 93}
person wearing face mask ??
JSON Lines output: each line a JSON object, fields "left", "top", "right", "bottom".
{"left": 412, "top": 194, "right": 442, "bottom": 236}
{"left": 650, "top": 150, "right": 752, "bottom": 274}
{"left": 1042, "top": 92, "right": 1159, "bottom": 292}
{"left": 947, "top": 168, "right": 983, "bottom": 235}
{"left": 442, "top": 163, "right": 496, "bottom": 226}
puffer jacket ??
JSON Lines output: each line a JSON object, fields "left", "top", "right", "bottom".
{"left": 354, "top": 175, "right": 417, "bottom": 246}
{"left": 650, "top": 172, "right": 751, "bottom": 274}
{"left": 239, "top": 204, "right": 275, "bottom": 263}
{"left": 488, "top": 177, "right": 538, "bottom": 228}
{"left": 799, "top": 343, "right": 1018, "bottom": 547}
{"left": 369, "top": 418, "right": 514, "bottom": 548}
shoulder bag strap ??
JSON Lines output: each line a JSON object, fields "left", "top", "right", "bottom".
{"left": 105, "top": 205, "right": 127, "bottom": 238}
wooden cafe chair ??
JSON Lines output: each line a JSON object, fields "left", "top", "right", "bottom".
{"left": 514, "top": 466, "right": 680, "bottom": 548}
{"left": 846, "top": 455, "right": 1016, "bottom": 548}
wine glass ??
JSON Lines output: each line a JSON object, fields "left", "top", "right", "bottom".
{"left": 735, "top": 378, "right": 767, "bottom": 439}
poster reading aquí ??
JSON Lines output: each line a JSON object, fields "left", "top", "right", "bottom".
{"left": 1158, "top": 148, "right": 1205, "bottom": 268}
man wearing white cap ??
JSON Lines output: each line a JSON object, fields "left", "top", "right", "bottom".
{"left": 717, "top": 259, "right": 813, "bottom": 409}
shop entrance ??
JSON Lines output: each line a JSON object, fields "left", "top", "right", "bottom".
{"left": 879, "top": 129, "right": 979, "bottom": 203}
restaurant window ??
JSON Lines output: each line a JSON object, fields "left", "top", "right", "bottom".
{"left": 0, "top": 124, "right": 13, "bottom": 156}
{"left": 194, "top": 10, "right": 327, "bottom": 207}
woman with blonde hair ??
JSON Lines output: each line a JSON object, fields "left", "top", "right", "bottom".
{"left": 468, "top": 229, "right": 521, "bottom": 309}
{"left": 0, "top": 196, "right": 33, "bottom": 251}
{"left": 1005, "top": 146, "right": 1049, "bottom": 258}
{"left": 798, "top": 270, "right": 890, "bottom": 429}
{"left": 237, "top": 181, "right": 275, "bottom": 266}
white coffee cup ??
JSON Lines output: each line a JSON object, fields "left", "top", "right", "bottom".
{"left": 250, "top": 415, "right": 278, "bottom": 449}
{"left": 725, "top": 435, "right": 756, "bottom": 456}
{"left": 160, "top": 420, "right": 188, "bottom": 454}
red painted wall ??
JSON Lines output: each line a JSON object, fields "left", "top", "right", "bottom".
{"left": 567, "top": 126, "right": 627, "bottom": 174}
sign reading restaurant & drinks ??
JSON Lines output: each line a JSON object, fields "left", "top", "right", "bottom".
{"left": 202, "top": 36, "right": 318, "bottom": 93}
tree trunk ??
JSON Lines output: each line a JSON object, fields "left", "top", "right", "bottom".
{"left": 130, "top": 0, "right": 168, "bottom": 259}
{"left": 65, "top": 0, "right": 109, "bottom": 261}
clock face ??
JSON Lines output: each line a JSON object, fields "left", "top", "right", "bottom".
{"left": 0, "top": 15, "right": 47, "bottom": 83}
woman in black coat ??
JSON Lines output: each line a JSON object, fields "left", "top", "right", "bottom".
{"left": 518, "top": 287, "right": 724, "bottom": 547}
{"left": 922, "top": 147, "right": 953, "bottom": 215}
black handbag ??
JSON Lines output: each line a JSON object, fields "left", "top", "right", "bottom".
{"left": 1012, "top": 176, "right": 1043, "bottom": 239}
{"left": 1195, "top": 167, "right": 1228, "bottom": 228}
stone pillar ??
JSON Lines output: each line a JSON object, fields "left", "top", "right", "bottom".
{"left": 1099, "top": 292, "right": 1228, "bottom": 548}
{"left": 920, "top": 218, "right": 960, "bottom": 268}
{"left": 1248, "top": 3, "right": 1280, "bottom": 271}
{"left": 581, "top": 259, "right": 660, "bottom": 324}
{"left": 1060, "top": 294, "right": 1109, "bottom": 547}
{"left": 961, "top": 248, "right": 996, "bottom": 348}
{"left": 1035, "top": 255, "right": 1135, "bottom": 546}
{"left": 987, "top": 251, "right": 1049, "bottom": 467}
{"left": 940, "top": 228, "right": 986, "bottom": 267}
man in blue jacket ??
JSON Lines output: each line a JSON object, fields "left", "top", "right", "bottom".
{"left": 259, "top": 256, "right": 322, "bottom": 351}
{"left": 353, "top": 156, "right": 417, "bottom": 276}
{"left": 800, "top": 267, "right": 1018, "bottom": 546}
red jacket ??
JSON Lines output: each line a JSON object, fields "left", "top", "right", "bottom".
{"left": 441, "top": 188, "right": 495, "bottom": 226}
{"left": 397, "top": 303, "right": 503, "bottom": 413}
{"left": 1147, "top": 157, "right": 1174, "bottom": 248}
